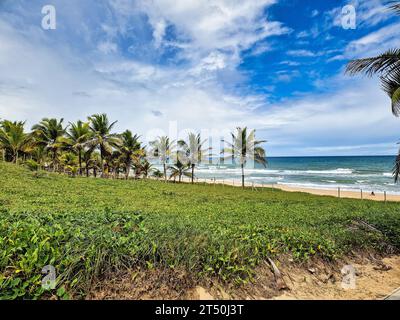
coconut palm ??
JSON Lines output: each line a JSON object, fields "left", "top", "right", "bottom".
{"left": 168, "top": 159, "right": 192, "bottom": 183}
{"left": 345, "top": 2, "right": 400, "bottom": 114}
{"left": 31, "top": 118, "right": 66, "bottom": 171}
{"left": 152, "top": 169, "right": 164, "bottom": 179}
{"left": 132, "top": 158, "right": 154, "bottom": 179}
{"left": 30, "top": 144, "right": 48, "bottom": 170}
{"left": 0, "top": 120, "right": 31, "bottom": 163}
{"left": 109, "top": 150, "right": 124, "bottom": 179}
{"left": 59, "top": 152, "right": 78, "bottom": 176}
{"left": 60, "top": 120, "right": 91, "bottom": 175}
{"left": 119, "top": 130, "right": 142, "bottom": 179}
{"left": 346, "top": 49, "right": 400, "bottom": 115}
{"left": 84, "top": 150, "right": 101, "bottom": 178}
{"left": 345, "top": 2, "right": 400, "bottom": 182}
{"left": 178, "top": 133, "right": 209, "bottom": 184}
{"left": 149, "top": 136, "right": 176, "bottom": 182}
{"left": 222, "top": 127, "right": 267, "bottom": 188}
{"left": 87, "top": 114, "right": 121, "bottom": 177}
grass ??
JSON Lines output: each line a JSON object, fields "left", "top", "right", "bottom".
{"left": 0, "top": 161, "right": 399, "bottom": 299}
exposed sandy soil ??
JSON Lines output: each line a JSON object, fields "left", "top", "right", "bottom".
{"left": 273, "top": 255, "right": 400, "bottom": 300}
{"left": 87, "top": 255, "right": 400, "bottom": 300}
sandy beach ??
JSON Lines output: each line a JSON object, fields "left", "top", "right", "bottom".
{"left": 176, "top": 176, "right": 400, "bottom": 202}
{"left": 275, "top": 184, "right": 400, "bottom": 202}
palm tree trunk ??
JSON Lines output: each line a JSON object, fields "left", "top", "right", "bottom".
{"left": 100, "top": 150, "right": 105, "bottom": 178}
{"left": 53, "top": 149, "right": 57, "bottom": 172}
{"left": 78, "top": 151, "right": 82, "bottom": 176}
{"left": 241, "top": 163, "right": 245, "bottom": 189}
{"left": 191, "top": 164, "right": 195, "bottom": 184}
{"left": 125, "top": 159, "right": 131, "bottom": 180}
{"left": 163, "top": 163, "right": 167, "bottom": 182}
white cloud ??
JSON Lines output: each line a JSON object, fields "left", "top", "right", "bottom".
{"left": 296, "top": 31, "right": 310, "bottom": 39}
{"left": 279, "top": 60, "right": 301, "bottom": 67}
{"left": 131, "top": 0, "right": 289, "bottom": 66}
{"left": 287, "top": 50, "right": 317, "bottom": 57}
{"left": 98, "top": 41, "right": 118, "bottom": 54}
{"left": 330, "top": 22, "right": 400, "bottom": 62}
{"left": 345, "top": 22, "right": 400, "bottom": 57}
{"left": 151, "top": 18, "right": 167, "bottom": 48}
{"left": 311, "top": 10, "right": 319, "bottom": 18}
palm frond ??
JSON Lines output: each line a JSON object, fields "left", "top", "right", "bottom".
{"left": 388, "top": 1, "right": 400, "bottom": 15}
{"left": 381, "top": 67, "right": 400, "bottom": 116}
{"left": 345, "top": 49, "right": 400, "bottom": 77}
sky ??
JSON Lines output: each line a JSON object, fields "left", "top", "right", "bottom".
{"left": 0, "top": 0, "right": 399, "bottom": 156}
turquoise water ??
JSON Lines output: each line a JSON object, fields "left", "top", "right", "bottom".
{"left": 192, "top": 156, "right": 399, "bottom": 194}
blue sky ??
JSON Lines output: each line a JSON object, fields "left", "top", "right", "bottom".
{"left": 0, "top": 0, "right": 400, "bottom": 156}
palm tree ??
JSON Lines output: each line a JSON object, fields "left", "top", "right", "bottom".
{"left": 346, "top": 49, "right": 400, "bottom": 115}
{"left": 222, "top": 127, "right": 267, "bottom": 188}
{"left": 87, "top": 114, "right": 121, "bottom": 177}
{"left": 0, "top": 120, "right": 31, "bottom": 163}
{"left": 60, "top": 120, "right": 91, "bottom": 175}
{"left": 168, "top": 159, "right": 192, "bottom": 183}
{"left": 345, "top": 2, "right": 400, "bottom": 181}
{"left": 178, "top": 133, "right": 209, "bottom": 184}
{"left": 30, "top": 144, "right": 48, "bottom": 170}
{"left": 119, "top": 130, "right": 142, "bottom": 179}
{"left": 31, "top": 118, "right": 66, "bottom": 171}
{"left": 133, "top": 158, "right": 154, "bottom": 179}
{"left": 59, "top": 152, "right": 78, "bottom": 176}
{"left": 109, "top": 150, "right": 123, "bottom": 179}
{"left": 152, "top": 169, "right": 164, "bottom": 179}
{"left": 150, "top": 136, "right": 175, "bottom": 182}
{"left": 84, "top": 150, "right": 101, "bottom": 178}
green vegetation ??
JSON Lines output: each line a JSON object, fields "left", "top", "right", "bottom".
{"left": 1, "top": 162, "right": 399, "bottom": 299}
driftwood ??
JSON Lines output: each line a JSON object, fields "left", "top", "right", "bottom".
{"left": 267, "top": 258, "right": 287, "bottom": 290}
{"left": 356, "top": 220, "right": 382, "bottom": 234}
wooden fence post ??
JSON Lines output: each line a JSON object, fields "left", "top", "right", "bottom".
{"left": 338, "top": 187, "right": 341, "bottom": 198}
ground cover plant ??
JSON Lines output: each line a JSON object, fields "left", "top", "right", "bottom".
{"left": 0, "top": 161, "right": 399, "bottom": 299}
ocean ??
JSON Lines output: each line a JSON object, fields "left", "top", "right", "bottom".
{"left": 191, "top": 156, "right": 399, "bottom": 194}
